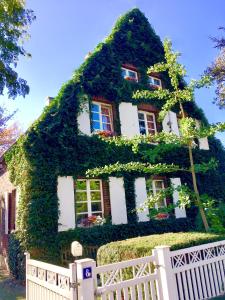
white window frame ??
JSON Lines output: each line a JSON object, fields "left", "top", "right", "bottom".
{"left": 91, "top": 101, "right": 114, "bottom": 133}
{"left": 75, "top": 179, "right": 104, "bottom": 225}
{"left": 121, "top": 67, "right": 138, "bottom": 82}
{"left": 152, "top": 180, "right": 167, "bottom": 209}
{"left": 146, "top": 179, "right": 167, "bottom": 209}
{"left": 138, "top": 110, "right": 157, "bottom": 135}
{"left": 148, "top": 76, "right": 162, "bottom": 88}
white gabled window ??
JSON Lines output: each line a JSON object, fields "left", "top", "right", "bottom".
{"left": 91, "top": 102, "right": 113, "bottom": 133}
{"left": 146, "top": 178, "right": 167, "bottom": 208}
{"left": 121, "top": 67, "right": 138, "bottom": 82}
{"left": 148, "top": 76, "right": 162, "bottom": 88}
{"left": 75, "top": 179, "right": 104, "bottom": 226}
{"left": 138, "top": 111, "right": 157, "bottom": 135}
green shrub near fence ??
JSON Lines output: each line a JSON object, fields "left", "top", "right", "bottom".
{"left": 56, "top": 217, "right": 194, "bottom": 251}
{"left": 97, "top": 232, "right": 225, "bottom": 265}
{"left": 8, "top": 233, "right": 26, "bottom": 280}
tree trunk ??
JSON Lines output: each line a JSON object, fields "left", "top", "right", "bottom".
{"left": 188, "top": 144, "right": 209, "bottom": 231}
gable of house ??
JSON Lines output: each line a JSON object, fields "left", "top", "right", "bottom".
{"left": 2, "top": 8, "right": 225, "bottom": 251}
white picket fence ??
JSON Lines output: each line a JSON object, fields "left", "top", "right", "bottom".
{"left": 25, "top": 253, "right": 77, "bottom": 300}
{"left": 171, "top": 240, "right": 225, "bottom": 300}
{"left": 26, "top": 239, "right": 225, "bottom": 300}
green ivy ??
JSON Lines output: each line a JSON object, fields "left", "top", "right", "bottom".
{"left": 4, "top": 8, "right": 225, "bottom": 252}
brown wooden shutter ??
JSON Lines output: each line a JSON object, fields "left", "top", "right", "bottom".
{"left": 8, "top": 190, "right": 16, "bottom": 232}
{"left": 102, "top": 180, "right": 111, "bottom": 218}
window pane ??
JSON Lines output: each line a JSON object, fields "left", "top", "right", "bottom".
{"left": 92, "top": 112, "right": 100, "bottom": 121}
{"left": 101, "top": 106, "right": 110, "bottom": 115}
{"left": 76, "top": 180, "right": 86, "bottom": 190}
{"left": 128, "top": 70, "right": 136, "bottom": 78}
{"left": 92, "top": 121, "right": 101, "bottom": 130}
{"left": 91, "top": 202, "right": 102, "bottom": 212}
{"left": 139, "top": 121, "right": 145, "bottom": 128}
{"left": 155, "top": 181, "right": 163, "bottom": 189}
{"left": 140, "top": 127, "right": 146, "bottom": 135}
{"left": 76, "top": 202, "right": 88, "bottom": 213}
{"left": 91, "top": 191, "right": 101, "bottom": 201}
{"left": 147, "top": 122, "right": 155, "bottom": 130}
{"left": 76, "top": 214, "right": 88, "bottom": 226}
{"left": 148, "top": 77, "right": 154, "bottom": 84}
{"left": 147, "top": 114, "right": 154, "bottom": 122}
{"left": 102, "top": 123, "right": 112, "bottom": 131}
{"left": 76, "top": 192, "right": 87, "bottom": 202}
{"left": 138, "top": 113, "right": 144, "bottom": 120}
{"left": 122, "top": 69, "right": 126, "bottom": 78}
{"left": 91, "top": 104, "right": 99, "bottom": 112}
{"left": 154, "top": 78, "right": 160, "bottom": 86}
{"left": 102, "top": 115, "right": 110, "bottom": 123}
{"left": 90, "top": 180, "right": 100, "bottom": 190}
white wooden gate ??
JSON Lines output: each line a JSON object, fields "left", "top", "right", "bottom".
{"left": 26, "top": 253, "right": 77, "bottom": 300}
{"left": 95, "top": 255, "right": 162, "bottom": 299}
{"left": 170, "top": 240, "right": 225, "bottom": 300}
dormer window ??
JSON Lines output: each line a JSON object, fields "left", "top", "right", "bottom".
{"left": 122, "top": 67, "right": 138, "bottom": 82}
{"left": 138, "top": 111, "right": 157, "bottom": 135}
{"left": 148, "top": 76, "right": 161, "bottom": 88}
{"left": 91, "top": 102, "right": 113, "bottom": 133}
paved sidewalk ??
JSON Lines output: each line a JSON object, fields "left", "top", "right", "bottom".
{"left": 0, "top": 267, "right": 25, "bottom": 300}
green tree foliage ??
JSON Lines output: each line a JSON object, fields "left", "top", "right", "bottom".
{"left": 0, "top": 0, "right": 35, "bottom": 98}
{"left": 206, "top": 28, "right": 225, "bottom": 108}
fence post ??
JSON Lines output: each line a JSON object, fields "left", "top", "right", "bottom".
{"left": 75, "top": 258, "right": 96, "bottom": 300}
{"left": 25, "top": 252, "right": 30, "bottom": 300}
{"left": 153, "top": 246, "right": 179, "bottom": 300}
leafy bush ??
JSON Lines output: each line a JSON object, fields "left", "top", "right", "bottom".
{"left": 8, "top": 233, "right": 25, "bottom": 280}
{"left": 196, "top": 201, "right": 225, "bottom": 233}
{"left": 97, "top": 232, "right": 225, "bottom": 265}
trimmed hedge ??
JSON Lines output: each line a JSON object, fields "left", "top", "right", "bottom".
{"left": 8, "top": 218, "right": 193, "bottom": 279}
{"left": 97, "top": 232, "right": 225, "bottom": 265}
{"left": 56, "top": 218, "right": 194, "bottom": 250}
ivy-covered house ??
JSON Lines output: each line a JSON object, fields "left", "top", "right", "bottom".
{"left": 1, "top": 8, "right": 225, "bottom": 265}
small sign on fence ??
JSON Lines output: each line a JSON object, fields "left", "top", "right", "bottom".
{"left": 83, "top": 267, "right": 92, "bottom": 279}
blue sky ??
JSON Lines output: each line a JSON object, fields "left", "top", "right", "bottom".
{"left": 1, "top": 0, "right": 225, "bottom": 144}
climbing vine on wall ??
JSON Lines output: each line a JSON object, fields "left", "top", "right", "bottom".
{"left": 4, "top": 9, "right": 225, "bottom": 250}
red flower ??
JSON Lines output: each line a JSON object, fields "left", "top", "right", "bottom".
{"left": 96, "top": 130, "right": 113, "bottom": 137}
{"left": 125, "top": 76, "right": 137, "bottom": 82}
{"left": 155, "top": 213, "right": 169, "bottom": 219}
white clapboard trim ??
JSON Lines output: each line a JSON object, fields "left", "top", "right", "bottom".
{"left": 162, "top": 111, "right": 180, "bottom": 136}
{"left": 77, "top": 101, "right": 91, "bottom": 135}
{"left": 57, "top": 176, "right": 75, "bottom": 231}
{"left": 134, "top": 177, "right": 149, "bottom": 222}
{"left": 109, "top": 177, "right": 128, "bottom": 225}
{"left": 119, "top": 102, "right": 140, "bottom": 138}
{"left": 4, "top": 192, "right": 9, "bottom": 234}
{"left": 170, "top": 178, "right": 186, "bottom": 218}
{"left": 195, "top": 119, "right": 209, "bottom": 150}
